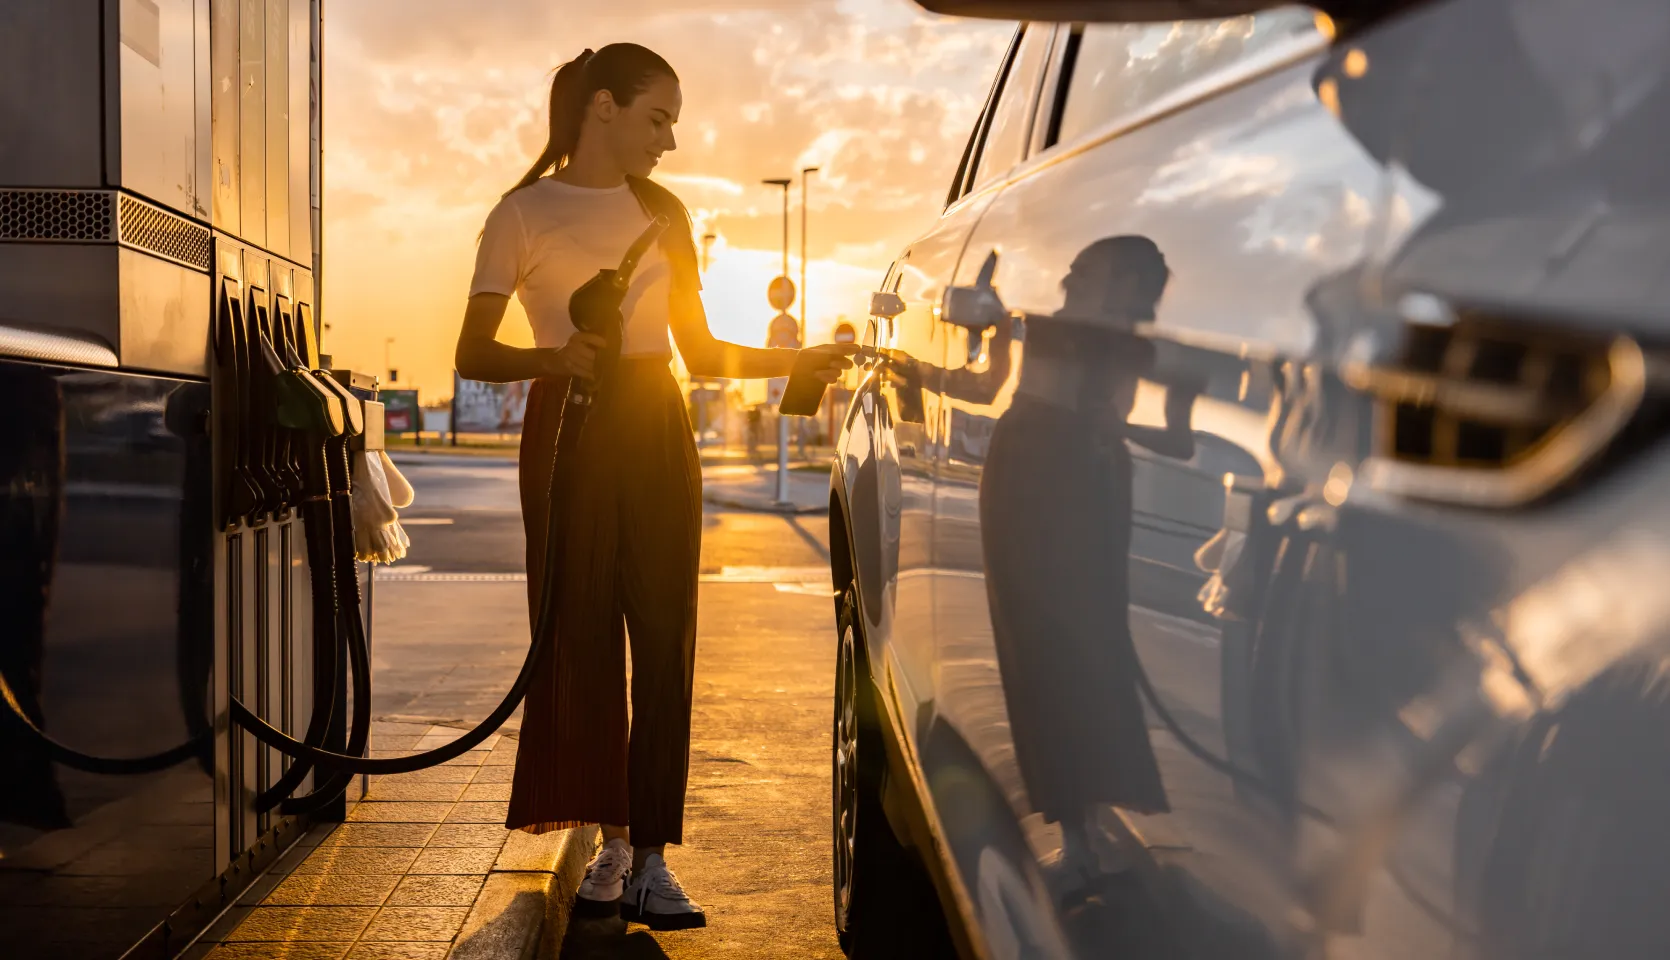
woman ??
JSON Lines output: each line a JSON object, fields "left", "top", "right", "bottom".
{"left": 454, "top": 43, "right": 854, "bottom": 929}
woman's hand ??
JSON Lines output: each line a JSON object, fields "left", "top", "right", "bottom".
{"left": 541, "top": 332, "right": 607, "bottom": 380}
{"left": 799, "top": 343, "right": 861, "bottom": 383}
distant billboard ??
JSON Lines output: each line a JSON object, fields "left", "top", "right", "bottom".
{"left": 452, "top": 374, "right": 530, "bottom": 434}
{"left": 382, "top": 389, "right": 420, "bottom": 434}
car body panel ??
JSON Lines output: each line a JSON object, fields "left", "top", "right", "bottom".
{"left": 837, "top": 1, "right": 1670, "bottom": 957}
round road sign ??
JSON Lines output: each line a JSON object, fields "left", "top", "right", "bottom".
{"left": 768, "top": 276, "right": 796, "bottom": 312}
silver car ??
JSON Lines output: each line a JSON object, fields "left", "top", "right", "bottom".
{"left": 828, "top": 1, "right": 1670, "bottom": 958}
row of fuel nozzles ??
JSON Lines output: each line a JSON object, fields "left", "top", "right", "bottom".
{"left": 210, "top": 279, "right": 412, "bottom": 562}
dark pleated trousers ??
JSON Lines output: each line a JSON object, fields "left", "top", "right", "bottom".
{"left": 506, "top": 358, "right": 702, "bottom": 846}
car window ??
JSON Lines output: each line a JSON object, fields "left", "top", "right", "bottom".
{"left": 946, "top": 28, "right": 1022, "bottom": 207}
{"left": 1052, "top": 8, "right": 1320, "bottom": 148}
{"left": 968, "top": 24, "right": 1053, "bottom": 192}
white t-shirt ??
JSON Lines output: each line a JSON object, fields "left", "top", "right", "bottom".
{"left": 469, "top": 177, "right": 693, "bottom": 358}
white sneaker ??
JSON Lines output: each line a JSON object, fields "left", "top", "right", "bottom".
{"left": 622, "top": 853, "right": 706, "bottom": 930}
{"left": 576, "top": 838, "right": 633, "bottom": 917}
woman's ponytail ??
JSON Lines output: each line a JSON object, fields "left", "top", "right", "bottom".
{"left": 505, "top": 49, "right": 595, "bottom": 197}
{"left": 502, "top": 44, "right": 678, "bottom": 199}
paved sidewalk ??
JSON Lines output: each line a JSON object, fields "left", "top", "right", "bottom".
{"left": 188, "top": 723, "right": 591, "bottom": 960}
{"left": 701, "top": 463, "right": 831, "bottom": 515}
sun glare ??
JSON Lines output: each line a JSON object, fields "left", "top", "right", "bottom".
{"left": 696, "top": 242, "right": 885, "bottom": 349}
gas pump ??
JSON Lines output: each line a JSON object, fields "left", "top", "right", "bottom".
{"left": 0, "top": 3, "right": 381, "bottom": 957}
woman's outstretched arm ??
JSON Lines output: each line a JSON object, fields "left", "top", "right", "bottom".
{"left": 668, "top": 282, "right": 854, "bottom": 381}
{"left": 454, "top": 293, "right": 603, "bottom": 383}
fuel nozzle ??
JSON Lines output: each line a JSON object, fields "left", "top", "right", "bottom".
{"left": 569, "top": 216, "right": 669, "bottom": 331}
{"left": 566, "top": 215, "right": 670, "bottom": 397}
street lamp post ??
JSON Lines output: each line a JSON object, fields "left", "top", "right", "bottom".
{"left": 762, "top": 178, "right": 794, "bottom": 505}
{"left": 762, "top": 179, "right": 790, "bottom": 283}
{"left": 696, "top": 231, "right": 719, "bottom": 446}
{"left": 800, "top": 167, "right": 818, "bottom": 346}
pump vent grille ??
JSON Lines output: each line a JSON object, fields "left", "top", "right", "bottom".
{"left": 118, "top": 195, "right": 212, "bottom": 270}
{"left": 0, "top": 189, "right": 115, "bottom": 242}
{"left": 0, "top": 189, "right": 212, "bottom": 272}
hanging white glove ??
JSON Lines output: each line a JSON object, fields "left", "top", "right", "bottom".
{"left": 350, "top": 450, "right": 379, "bottom": 561}
{"left": 387, "top": 514, "right": 411, "bottom": 561}
{"left": 351, "top": 447, "right": 409, "bottom": 563}
{"left": 376, "top": 453, "right": 410, "bottom": 562}
{"left": 379, "top": 451, "right": 415, "bottom": 509}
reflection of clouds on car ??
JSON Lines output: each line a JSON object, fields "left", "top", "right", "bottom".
{"left": 1509, "top": 0, "right": 1670, "bottom": 144}
{"left": 1059, "top": 13, "right": 1319, "bottom": 149}
{"left": 1315, "top": 0, "right": 1670, "bottom": 337}
{"left": 1320, "top": 0, "right": 1670, "bottom": 208}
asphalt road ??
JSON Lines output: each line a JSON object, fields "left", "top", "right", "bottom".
{"left": 371, "top": 455, "right": 846, "bottom": 958}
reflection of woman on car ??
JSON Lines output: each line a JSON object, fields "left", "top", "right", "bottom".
{"left": 977, "top": 236, "right": 1196, "bottom": 894}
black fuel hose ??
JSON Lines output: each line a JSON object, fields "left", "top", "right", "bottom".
{"left": 253, "top": 495, "right": 343, "bottom": 810}
{"left": 257, "top": 441, "right": 367, "bottom": 813}
{"left": 0, "top": 674, "right": 209, "bottom": 776}
{"left": 277, "top": 448, "right": 377, "bottom": 813}
{"left": 251, "top": 337, "right": 355, "bottom": 810}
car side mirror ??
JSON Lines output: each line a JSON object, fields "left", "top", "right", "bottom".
{"left": 870, "top": 291, "right": 906, "bottom": 321}
{"left": 941, "top": 249, "right": 1005, "bottom": 332}
{"left": 943, "top": 286, "right": 1007, "bottom": 331}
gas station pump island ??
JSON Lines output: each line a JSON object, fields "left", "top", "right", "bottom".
{"left": 0, "top": 5, "right": 538, "bottom": 957}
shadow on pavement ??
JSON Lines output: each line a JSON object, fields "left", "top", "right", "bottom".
{"left": 559, "top": 917, "right": 673, "bottom": 960}
{"left": 784, "top": 514, "right": 832, "bottom": 561}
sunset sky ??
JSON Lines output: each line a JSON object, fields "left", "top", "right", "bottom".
{"left": 317, "top": 0, "right": 1014, "bottom": 399}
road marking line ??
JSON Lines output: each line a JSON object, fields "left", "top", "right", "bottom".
{"left": 773, "top": 582, "right": 838, "bottom": 597}
{"left": 376, "top": 566, "right": 833, "bottom": 585}
{"left": 377, "top": 571, "right": 525, "bottom": 582}
{"left": 707, "top": 565, "right": 829, "bottom": 583}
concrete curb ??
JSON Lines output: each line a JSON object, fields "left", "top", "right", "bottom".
{"left": 389, "top": 451, "right": 519, "bottom": 468}
{"left": 701, "top": 490, "right": 828, "bottom": 515}
{"left": 446, "top": 825, "right": 598, "bottom": 960}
